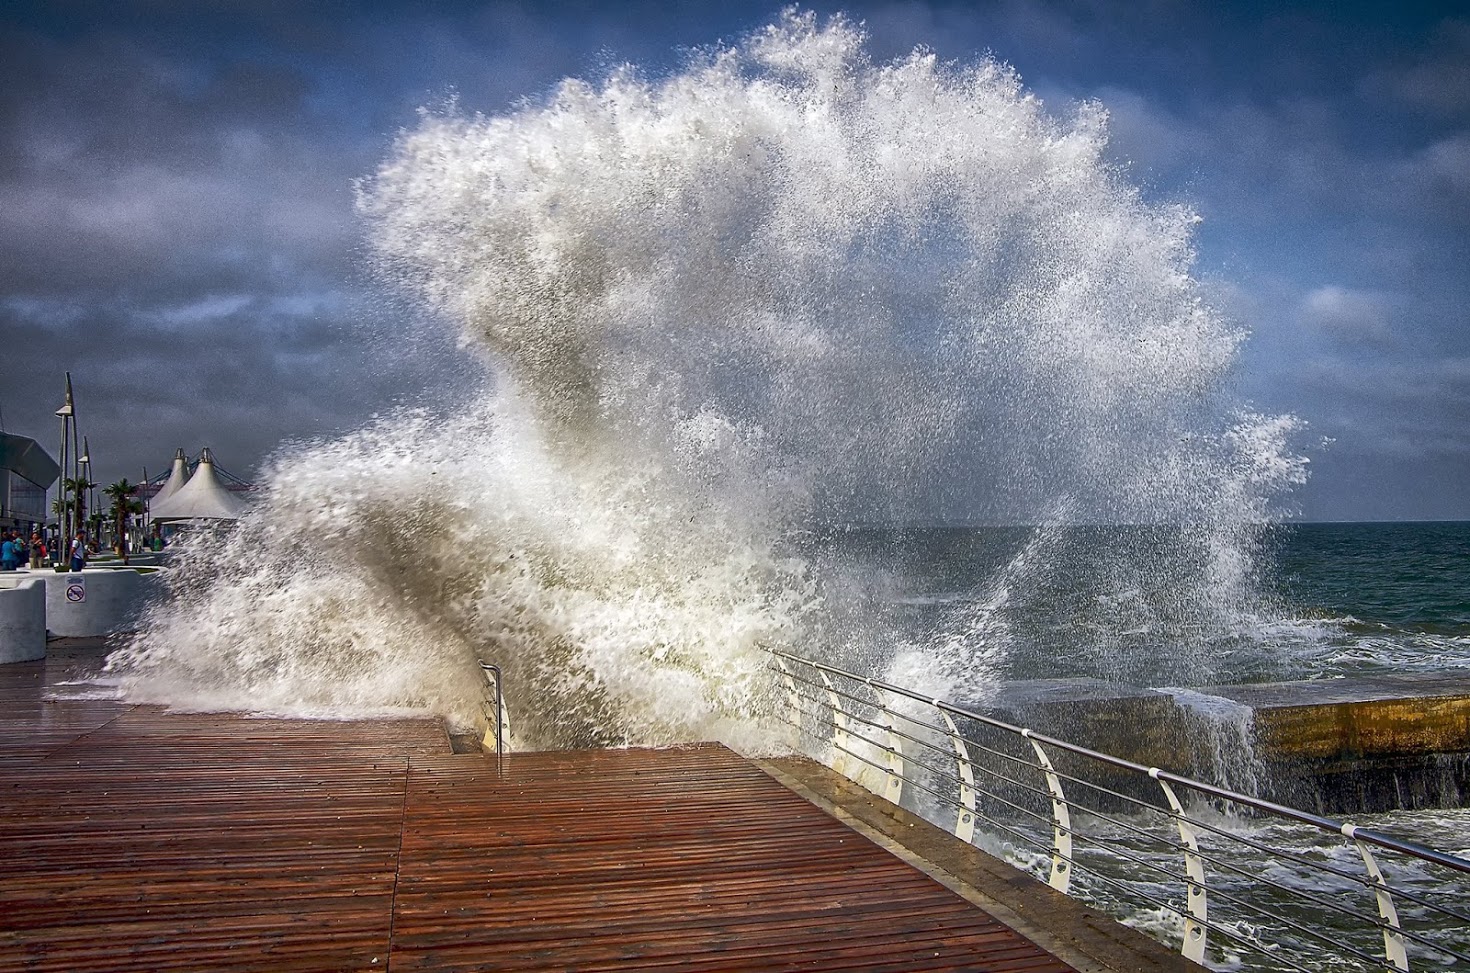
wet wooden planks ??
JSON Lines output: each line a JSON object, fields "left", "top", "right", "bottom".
{"left": 388, "top": 746, "right": 1075, "bottom": 972}
{"left": 0, "top": 705, "right": 441, "bottom": 973}
{"left": 0, "top": 651, "right": 130, "bottom": 765}
{"left": 0, "top": 642, "right": 1077, "bottom": 972}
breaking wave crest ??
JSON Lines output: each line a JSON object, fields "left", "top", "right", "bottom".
{"left": 112, "top": 11, "right": 1305, "bottom": 748}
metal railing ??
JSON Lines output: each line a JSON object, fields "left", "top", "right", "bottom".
{"left": 771, "top": 650, "right": 1470, "bottom": 972}
{"left": 477, "top": 661, "right": 510, "bottom": 770}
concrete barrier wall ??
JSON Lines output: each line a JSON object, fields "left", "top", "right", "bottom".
{"left": 37, "top": 568, "right": 161, "bottom": 638}
{"left": 0, "top": 576, "right": 47, "bottom": 663}
{"left": 985, "top": 675, "right": 1470, "bottom": 814}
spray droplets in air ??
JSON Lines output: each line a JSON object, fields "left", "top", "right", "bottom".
{"left": 114, "top": 10, "right": 1305, "bottom": 746}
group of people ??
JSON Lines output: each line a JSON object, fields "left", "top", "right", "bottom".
{"left": 0, "top": 529, "right": 90, "bottom": 572}
{"left": 0, "top": 530, "right": 42, "bottom": 571}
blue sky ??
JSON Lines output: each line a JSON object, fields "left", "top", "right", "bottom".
{"left": 2, "top": 1, "right": 1466, "bottom": 521}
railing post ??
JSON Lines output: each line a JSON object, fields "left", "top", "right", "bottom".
{"left": 938, "top": 707, "right": 976, "bottom": 842}
{"left": 1343, "top": 825, "right": 1410, "bottom": 972}
{"left": 820, "top": 672, "right": 854, "bottom": 777}
{"left": 478, "top": 662, "right": 509, "bottom": 771}
{"left": 869, "top": 683, "right": 905, "bottom": 805}
{"left": 773, "top": 656, "right": 801, "bottom": 730}
{"left": 1152, "top": 770, "right": 1208, "bottom": 964}
{"left": 1023, "top": 730, "right": 1072, "bottom": 894}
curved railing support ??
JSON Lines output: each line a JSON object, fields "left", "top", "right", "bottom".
{"left": 1344, "top": 824, "right": 1410, "bottom": 972}
{"left": 870, "top": 684, "right": 906, "bottom": 805}
{"left": 774, "top": 656, "right": 801, "bottom": 730}
{"left": 938, "top": 707, "right": 977, "bottom": 842}
{"left": 820, "top": 671, "right": 854, "bottom": 777}
{"left": 1023, "top": 729, "right": 1072, "bottom": 894}
{"left": 1153, "top": 770, "right": 1208, "bottom": 963}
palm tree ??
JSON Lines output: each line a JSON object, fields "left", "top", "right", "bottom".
{"left": 63, "top": 476, "right": 94, "bottom": 552}
{"left": 105, "top": 479, "right": 137, "bottom": 563}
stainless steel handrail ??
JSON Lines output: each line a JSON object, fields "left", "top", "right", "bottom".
{"left": 477, "top": 660, "right": 506, "bottom": 772}
{"left": 772, "top": 650, "right": 1470, "bottom": 972}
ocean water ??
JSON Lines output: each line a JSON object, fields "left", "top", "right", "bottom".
{"left": 806, "top": 520, "right": 1470, "bottom": 691}
{"left": 1267, "top": 521, "right": 1470, "bottom": 679}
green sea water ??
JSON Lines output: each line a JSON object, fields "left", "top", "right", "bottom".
{"left": 1273, "top": 521, "right": 1470, "bottom": 675}
{"left": 804, "top": 521, "right": 1470, "bottom": 692}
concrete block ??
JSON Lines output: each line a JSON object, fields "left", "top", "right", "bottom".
{"left": 0, "top": 575, "right": 47, "bottom": 663}
{"left": 36, "top": 568, "right": 161, "bottom": 638}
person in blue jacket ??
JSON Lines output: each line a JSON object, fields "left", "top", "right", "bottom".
{"left": 0, "top": 532, "right": 17, "bottom": 570}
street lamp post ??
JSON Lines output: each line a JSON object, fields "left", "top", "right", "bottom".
{"left": 54, "top": 372, "right": 75, "bottom": 561}
{"left": 80, "top": 436, "right": 93, "bottom": 545}
{"left": 141, "top": 465, "right": 149, "bottom": 548}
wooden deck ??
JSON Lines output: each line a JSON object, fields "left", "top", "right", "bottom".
{"left": 0, "top": 639, "right": 1085, "bottom": 972}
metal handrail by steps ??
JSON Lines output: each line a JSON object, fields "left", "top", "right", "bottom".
{"left": 477, "top": 661, "right": 509, "bottom": 771}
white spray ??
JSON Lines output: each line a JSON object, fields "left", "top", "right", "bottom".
{"left": 112, "top": 11, "right": 1305, "bottom": 749}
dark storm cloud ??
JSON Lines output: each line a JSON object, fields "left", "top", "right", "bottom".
{"left": 1362, "top": 17, "right": 1470, "bottom": 118}
{"left": 0, "top": 30, "right": 355, "bottom": 293}
{"left": 0, "top": 4, "right": 448, "bottom": 489}
{"left": 1296, "top": 348, "right": 1470, "bottom": 523}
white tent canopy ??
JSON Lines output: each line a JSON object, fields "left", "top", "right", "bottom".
{"left": 149, "top": 447, "right": 247, "bottom": 522}
{"left": 152, "top": 447, "right": 191, "bottom": 505}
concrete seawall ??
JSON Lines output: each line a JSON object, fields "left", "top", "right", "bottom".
{"left": 984, "top": 675, "right": 1470, "bottom": 814}
{"left": 1206, "top": 674, "right": 1470, "bottom": 812}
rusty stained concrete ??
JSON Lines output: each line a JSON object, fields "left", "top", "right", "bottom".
{"left": 1200, "top": 673, "right": 1470, "bottom": 763}
{"left": 977, "top": 673, "right": 1470, "bottom": 812}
